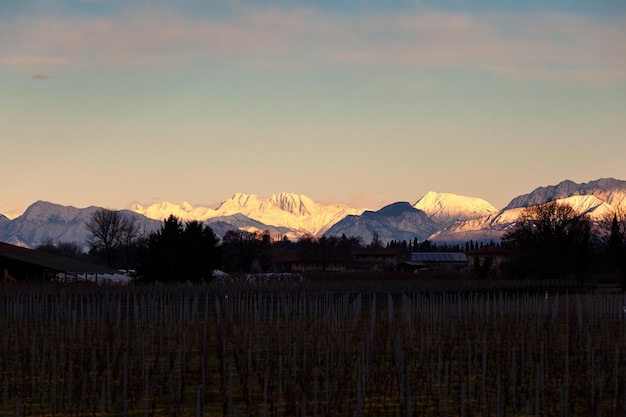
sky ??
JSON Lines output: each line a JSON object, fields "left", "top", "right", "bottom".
{"left": 2, "top": 0, "right": 625, "bottom": 217}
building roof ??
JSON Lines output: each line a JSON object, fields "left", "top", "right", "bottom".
{"left": 410, "top": 252, "right": 468, "bottom": 262}
{"left": 0, "top": 242, "right": 31, "bottom": 253}
{"left": 0, "top": 242, "right": 116, "bottom": 274}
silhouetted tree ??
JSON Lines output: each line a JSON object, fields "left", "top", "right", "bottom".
{"left": 502, "top": 201, "right": 591, "bottom": 282}
{"left": 85, "top": 208, "right": 138, "bottom": 267}
{"left": 600, "top": 208, "right": 626, "bottom": 291}
{"left": 119, "top": 216, "right": 141, "bottom": 270}
{"left": 36, "top": 239, "right": 85, "bottom": 260}
{"left": 220, "top": 230, "right": 263, "bottom": 273}
{"left": 296, "top": 235, "right": 320, "bottom": 270}
{"left": 369, "top": 231, "right": 382, "bottom": 248}
{"left": 417, "top": 239, "right": 433, "bottom": 252}
{"left": 134, "top": 215, "right": 220, "bottom": 283}
{"left": 317, "top": 236, "right": 340, "bottom": 271}
{"left": 257, "top": 231, "right": 273, "bottom": 272}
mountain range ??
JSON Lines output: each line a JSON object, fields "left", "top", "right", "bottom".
{"left": 430, "top": 178, "right": 626, "bottom": 243}
{"left": 1, "top": 178, "right": 625, "bottom": 249}
{"left": 131, "top": 192, "right": 363, "bottom": 237}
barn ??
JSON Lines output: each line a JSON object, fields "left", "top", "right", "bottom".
{"left": 404, "top": 252, "right": 469, "bottom": 273}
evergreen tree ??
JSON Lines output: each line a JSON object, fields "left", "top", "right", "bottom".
{"left": 134, "top": 215, "right": 220, "bottom": 283}
{"left": 609, "top": 214, "right": 626, "bottom": 291}
{"left": 369, "top": 230, "right": 382, "bottom": 248}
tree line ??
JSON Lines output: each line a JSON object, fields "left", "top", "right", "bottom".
{"left": 501, "top": 201, "right": 626, "bottom": 289}
{"left": 34, "top": 202, "right": 626, "bottom": 290}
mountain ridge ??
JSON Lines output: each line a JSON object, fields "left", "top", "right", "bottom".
{"left": 504, "top": 178, "right": 626, "bottom": 210}
{"left": 324, "top": 202, "right": 439, "bottom": 244}
{"left": 1, "top": 178, "right": 625, "bottom": 248}
{"left": 132, "top": 192, "right": 365, "bottom": 237}
{"left": 413, "top": 192, "right": 498, "bottom": 228}
{"left": 431, "top": 178, "right": 626, "bottom": 243}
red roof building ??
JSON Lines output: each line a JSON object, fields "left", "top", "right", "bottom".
{"left": 0, "top": 241, "right": 116, "bottom": 282}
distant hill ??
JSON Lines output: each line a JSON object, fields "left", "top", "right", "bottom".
{"left": 0, "top": 201, "right": 160, "bottom": 249}
{"left": 324, "top": 202, "right": 439, "bottom": 244}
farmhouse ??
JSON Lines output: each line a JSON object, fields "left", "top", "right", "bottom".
{"left": 267, "top": 246, "right": 409, "bottom": 273}
{"left": 268, "top": 247, "right": 347, "bottom": 272}
{"left": 346, "top": 247, "right": 408, "bottom": 272}
{"left": 0, "top": 241, "right": 116, "bottom": 283}
{"left": 466, "top": 246, "right": 513, "bottom": 276}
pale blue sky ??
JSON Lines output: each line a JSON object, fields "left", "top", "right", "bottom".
{"left": 2, "top": 0, "right": 625, "bottom": 217}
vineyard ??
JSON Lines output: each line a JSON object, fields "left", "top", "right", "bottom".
{"left": 0, "top": 279, "right": 625, "bottom": 416}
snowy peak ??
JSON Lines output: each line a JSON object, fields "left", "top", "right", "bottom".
{"left": 558, "top": 195, "right": 614, "bottom": 218}
{"left": 215, "top": 192, "right": 365, "bottom": 235}
{"left": 20, "top": 201, "right": 92, "bottom": 223}
{"left": 266, "top": 193, "right": 316, "bottom": 216}
{"left": 131, "top": 201, "right": 216, "bottom": 222}
{"left": 5, "top": 177, "right": 625, "bottom": 248}
{"left": 217, "top": 192, "right": 341, "bottom": 217}
{"left": 216, "top": 193, "right": 265, "bottom": 214}
{"left": 430, "top": 179, "right": 626, "bottom": 244}
{"left": 414, "top": 192, "right": 498, "bottom": 228}
{"left": 0, "top": 201, "right": 161, "bottom": 249}
{"left": 325, "top": 201, "right": 438, "bottom": 244}
{"left": 215, "top": 192, "right": 314, "bottom": 216}
{"left": 504, "top": 178, "right": 626, "bottom": 210}
{"left": 374, "top": 202, "right": 420, "bottom": 217}
{"left": 132, "top": 193, "right": 365, "bottom": 236}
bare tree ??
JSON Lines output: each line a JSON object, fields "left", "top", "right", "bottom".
{"left": 503, "top": 200, "right": 590, "bottom": 282}
{"left": 85, "top": 208, "right": 135, "bottom": 267}
{"left": 120, "top": 216, "right": 141, "bottom": 270}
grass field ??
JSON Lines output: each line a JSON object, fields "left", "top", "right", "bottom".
{"left": 0, "top": 277, "right": 625, "bottom": 416}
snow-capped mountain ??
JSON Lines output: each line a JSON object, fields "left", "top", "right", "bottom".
{"left": 0, "top": 201, "right": 161, "bottom": 249}
{"left": 132, "top": 192, "right": 364, "bottom": 237}
{"left": 323, "top": 192, "right": 497, "bottom": 245}
{"left": 204, "top": 213, "right": 293, "bottom": 240}
{"left": 0, "top": 194, "right": 363, "bottom": 249}
{"left": 2, "top": 178, "right": 625, "bottom": 249}
{"left": 324, "top": 202, "right": 439, "bottom": 244}
{"left": 504, "top": 178, "right": 626, "bottom": 210}
{"left": 414, "top": 192, "right": 498, "bottom": 229}
{"left": 430, "top": 179, "right": 626, "bottom": 243}
{"left": 130, "top": 201, "right": 215, "bottom": 222}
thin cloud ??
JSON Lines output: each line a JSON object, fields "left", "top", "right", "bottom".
{"left": 2, "top": 7, "right": 624, "bottom": 84}
{"left": 31, "top": 73, "right": 52, "bottom": 80}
